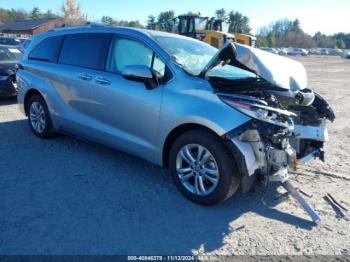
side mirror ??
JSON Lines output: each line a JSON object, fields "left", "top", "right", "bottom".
{"left": 121, "top": 65, "right": 157, "bottom": 90}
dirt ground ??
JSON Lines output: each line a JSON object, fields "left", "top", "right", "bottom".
{"left": 0, "top": 56, "right": 349, "bottom": 256}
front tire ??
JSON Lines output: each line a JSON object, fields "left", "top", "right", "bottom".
{"left": 27, "top": 94, "right": 55, "bottom": 138}
{"left": 169, "top": 129, "right": 240, "bottom": 205}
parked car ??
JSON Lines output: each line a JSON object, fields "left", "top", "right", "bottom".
{"left": 329, "top": 48, "right": 343, "bottom": 56}
{"left": 0, "top": 37, "right": 21, "bottom": 46}
{"left": 318, "top": 48, "right": 329, "bottom": 55}
{"left": 260, "top": 47, "right": 279, "bottom": 55}
{"left": 309, "top": 48, "right": 330, "bottom": 55}
{"left": 0, "top": 45, "right": 22, "bottom": 96}
{"left": 277, "top": 48, "right": 288, "bottom": 55}
{"left": 288, "top": 48, "right": 308, "bottom": 56}
{"left": 16, "top": 27, "right": 335, "bottom": 206}
{"left": 308, "top": 48, "right": 318, "bottom": 55}
{"left": 341, "top": 50, "right": 350, "bottom": 58}
{"left": 261, "top": 47, "right": 287, "bottom": 56}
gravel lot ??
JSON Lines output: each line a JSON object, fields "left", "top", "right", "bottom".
{"left": 0, "top": 56, "right": 349, "bottom": 256}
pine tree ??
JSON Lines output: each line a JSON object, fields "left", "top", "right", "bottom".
{"left": 30, "top": 7, "right": 41, "bottom": 19}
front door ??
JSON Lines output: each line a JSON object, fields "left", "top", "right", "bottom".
{"left": 92, "top": 36, "right": 167, "bottom": 160}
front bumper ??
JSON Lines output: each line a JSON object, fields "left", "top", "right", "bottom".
{"left": 228, "top": 120, "right": 328, "bottom": 187}
{"left": 227, "top": 123, "right": 326, "bottom": 224}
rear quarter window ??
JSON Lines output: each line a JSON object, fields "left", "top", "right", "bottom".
{"left": 29, "top": 35, "right": 64, "bottom": 62}
{"left": 58, "top": 33, "right": 112, "bottom": 70}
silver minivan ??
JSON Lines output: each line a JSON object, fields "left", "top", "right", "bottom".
{"left": 17, "top": 26, "right": 334, "bottom": 206}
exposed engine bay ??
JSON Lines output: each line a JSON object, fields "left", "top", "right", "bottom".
{"left": 204, "top": 42, "right": 335, "bottom": 223}
{"left": 211, "top": 77, "right": 335, "bottom": 179}
{"left": 212, "top": 79, "right": 334, "bottom": 223}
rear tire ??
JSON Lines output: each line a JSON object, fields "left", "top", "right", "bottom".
{"left": 27, "top": 94, "right": 56, "bottom": 138}
{"left": 169, "top": 129, "right": 240, "bottom": 205}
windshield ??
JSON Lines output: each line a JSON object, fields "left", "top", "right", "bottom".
{"left": 195, "top": 17, "right": 208, "bottom": 30}
{"left": 155, "top": 35, "right": 217, "bottom": 75}
{"left": 154, "top": 35, "right": 255, "bottom": 79}
{"left": 0, "top": 46, "right": 22, "bottom": 61}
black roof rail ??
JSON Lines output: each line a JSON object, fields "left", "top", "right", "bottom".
{"left": 48, "top": 22, "right": 106, "bottom": 32}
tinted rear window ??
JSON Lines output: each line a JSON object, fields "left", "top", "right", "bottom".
{"left": 59, "top": 33, "right": 111, "bottom": 70}
{"left": 29, "top": 35, "right": 64, "bottom": 62}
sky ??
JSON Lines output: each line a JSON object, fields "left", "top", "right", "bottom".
{"left": 1, "top": 0, "right": 349, "bottom": 35}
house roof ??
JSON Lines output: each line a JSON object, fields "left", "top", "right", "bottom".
{"left": 0, "top": 18, "right": 63, "bottom": 32}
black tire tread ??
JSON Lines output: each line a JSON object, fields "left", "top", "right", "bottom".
{"left": 27, "top": 94, "right": 56, "bottom": 139}
{"left": 169, "top": 129, "right": 240, "bottom": 205}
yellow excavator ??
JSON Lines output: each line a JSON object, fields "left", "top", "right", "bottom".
{"left": 174, "top": 14, "right": 256, "bottom": 48}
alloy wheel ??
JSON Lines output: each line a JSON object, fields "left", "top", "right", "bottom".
{"left": 175, "top": 143, "right": 219, "bottom": 196}
{"left": 29, "top": 101, "right": 46, "bottom": 133}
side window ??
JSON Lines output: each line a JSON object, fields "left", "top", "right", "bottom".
{"left": 153, "top": 55, "right": 166, "bottom": 78}
{"left": 106, "top": 37, "right": 168, "bottom": 81}
{"left": 59, "top": 33, "right": 111, "bottom": 70}
{"left": 179, "top": 18, "right": 188, "bottom": 34}
{"left": 188, "top": 19, "right": 195, "bottom": 33}
{"left": 179, "top": 18, "right": 187, "bottom": 34}
{"left": 29, "top": 35, "right": 64, "bottom": 62}
{"left": 107, "top": 38, "right": 152, "bottom": 72}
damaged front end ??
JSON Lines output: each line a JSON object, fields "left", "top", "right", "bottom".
{"left": 219, "top": 90, "right": 334, "bottom": 186}
{"left": 219, "top": 91, "right": 334, "bottom": 223}
{"left": 204, "top": 41, "right": 335, "bottom": 223}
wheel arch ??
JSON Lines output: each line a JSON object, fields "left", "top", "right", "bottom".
{"left": 23, "top": 89, "right": 43, "bottom": 116}
{"left": 162, "top": 123, "right": 223, "bottom": 168}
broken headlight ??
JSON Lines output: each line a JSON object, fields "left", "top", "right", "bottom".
{"left": 218, "top": 94, "right": 295, "bottom": 128}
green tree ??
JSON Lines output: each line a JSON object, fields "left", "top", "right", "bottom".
{"left": 227, "top": 11, "right": 251, "bottom": 34}
{"left": 272, "top": 19, "right": 292, "bottom": 34}
{"left": 332, "top": 32, "right": 350, "bottom": 49}
{"left": 147, "top": 15, "right": 156, "bottom": 30}
{"left": 44, "top": 9, "right": 56, "bottom": 19}
{"left": 336, "top": 39, "right": 345, "bottom": 49}
{"left": 9, "top": 8, "right": 28, "bottom": 21}
{"left": 101, "top": 16, "right": 116, "bottom": 26}
{"left": 30, "top": 7, "right": 41, "bottom": 19}
{"left": 115, "top": 20, "right": 128, "bottom": 27}
{"left": 215, "top": 8, "right": 226, "bottom": 20}
{"left": 266, "top": 32, "right": 276, "bottom": 47}
{"left": 101, "top": 17, "right": 143, "bottom": 28}
{"left": 157, "top": 10, "right": 175, "bottom": 32}
{"left": 291, "top": 19, "right": 302, "bottom": 33}
{"left": 0, "top": 8, "right": 28, "bottom": 23}
{"left": 257, "top": 18, "right": 316, "bottom": 48}
{"left": 127, "top": 20, "right": 144, "bottom": 28}
{"left": 313, "top": 31, "right": 335, "bottom": 48}
{"left": 256, "top": 36, "right": 268, "bottom": 47}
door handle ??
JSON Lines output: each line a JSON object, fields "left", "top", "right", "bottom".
{"left": 78, "top": 73, "right": 92, "bottom": 81}
{"left": 95, "top": 76, "right": 111, "bottom": 85}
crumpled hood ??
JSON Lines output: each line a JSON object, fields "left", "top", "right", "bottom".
{"left": 200, "top": 42, "right": 307, "bottom": 91}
